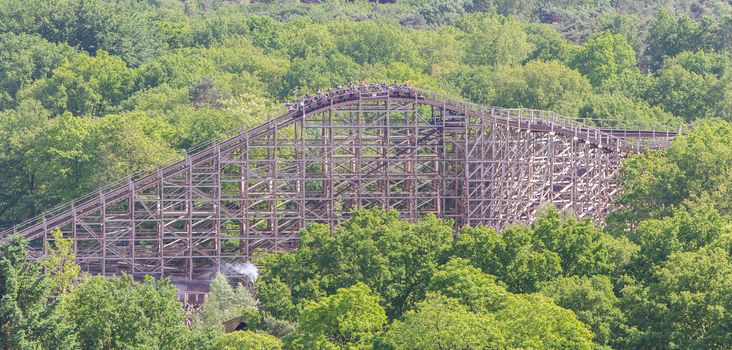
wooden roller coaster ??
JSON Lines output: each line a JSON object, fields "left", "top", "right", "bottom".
{"left": 0, "top": 84, "right": 678, "bottom": 304}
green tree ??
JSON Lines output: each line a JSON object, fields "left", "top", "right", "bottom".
{"left": 622, "top": 247, "right": 732, "bottom": 349}
{"left": 525, "top": 23, "right": 572, "bottom": 63}
{"left": 459, "top": 14, "right": 533, "bottom": 66}
{"left": 257, "top": 209, "right": 454, "bottom": 319}
{"left": 197, "top": 43, "right": 289, "bottom": 99}
{"left": 0, "top": 0, "right": 166, "bottom": 66}
{"left": 0, "top": 237, "right": 75, "bottom": 349}
{"left": 412, "top": 27, "right": 465, "bottom": 71}
{"left": 245, "top": 16, "right": 284, "bottom": 52}
{"left": 287, "top": 282, "right": 387, "bottom": 350}
{"left": 87, "top": 112, "right": 178, "bottom": 184}
{"left": 330, "top": 20, "right": 419, "bottom": 67}
{"left": 445, "top": 65, "right": 496, "bottom": 104}
{"left": 279, "top": 20, "right": 337, "bottom": 60}
{"left": 27, "top": 113, "right": 93, "bottom": 203}
{"left": 64, "top": 274, "right": 188, "bottom": 350}
{"left": 119, "top": 84, "right": 190, "bottom": 115}
{"left": 625, "top": 204, "right": 728, "bottom": 280}
{"left": 426, "top": 257, "right": 512, "bottom": 313}
{"left": 22, "top": 50, "right": 138, "bottom": 116}
{"left": 665, "top": 50, "right": 730, "bottom": 78}
{"left": 452, "top": 224, "right": 561, "bottom": 293}
{"left": 380, "top": 293, "right": 506, "bottom": 350}
{"left": 415, "top": 0, "right": 470, "bottom": 25}
{"left": 645, "top": 9, "right": 712, "bottom": 70}
{"left": 496, "top": 293, "right": 595, "bottom": 350}
{"left": 531, "top": 207, "right": 616, "bottom": 277}
{"left": 0, "top": 33, "right": 76, "bottom": 110}
{"left": 578, "top": 93, "right": 682, "bottom": 130}
{"left": 160, "top": 94, "right": 271, "bottom": 150}
{"left": 609, "top": 120, "right": 732, "bottom": 229}
{"left": 452, "top": 207, "right": 615, "bottom": 292}
{"left": 42, "top": 229, "right": 81, "bottom": 295}
{"left": 191, "top": 13, "right": 250, "bottom": 48}
{"left": 151, "top": 6, "right": 191, "bottom": 49}
{"left": 646, "top": 62, "right": 721, "bottom": 121}
{"left": 718, "top": 68, "right": 732, "bottom": 119}
{"left": 12, "top": 111, "right": 176, "bottom": 226}
{"left": 139, "top": 49, "right": 219, "bottom": 89}
{"left": 0, "top": 99, "right": 51, "bottom": 226}
{"left": 491, "top": 60, "right": 593, "bottom": 116}
{"left": 570, "top": 31, "right": 639, "bottom": 91}
{"left": 540, "top": 275, "right": 627, "bottom": 348}
{"left": 597, "top": 12, "right": 641, "bottom": 53}
{"left": 417, "top": 258, "right": 595, "bottom": 349}
{"left": 280, "top": 53, "right": 360, "bottom": 99}
{"left": 712, "top": 12, "right": 732, "bottom": 53}
{"left": 256, "top": 276, "right": 297, "bottom": 321}
{"left": 214, "top": 330, "right": 283, "bottom": 350}
{"left": 197, "top": 273, "right": 257, "bottom": 331}
{"left": 525, "top": 1, "right": 600, "bottom": 42}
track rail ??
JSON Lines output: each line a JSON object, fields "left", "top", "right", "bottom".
{"left": 0, "top": 87, "right": 677, "bottom": 242}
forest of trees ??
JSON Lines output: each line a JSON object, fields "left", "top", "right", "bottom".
{"left": 3, "top": 0, "right": 732, "bottom": 349}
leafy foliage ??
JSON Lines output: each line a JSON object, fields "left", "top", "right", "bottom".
{"left": 22, "top": 50, "right": 138, "bottom": 116}
{"left": 621, "top": 247, "right": 732, "bottom": 349}
{"left": 571, "top": 31, "right": 638, "bottom": 90}
{"left": 64, "top": 274, "right": 188, "bottom": 350}
{"left": 379, "top": 293, "right": 506, "bottom": 350}
{"left": 42, "top": 229, "right": 80, "bottom": 295}
{"left": 495, "top": 293, "right": 594, "bottom": 349}
{"left": 3, "top": 0, "right": 732, "bottom": 227}
{"left": 426, "top": 257, "right": 513, "bottom": 313}
{"left": 645, "top": 9, "right": 713, "bottom": 71}
{"left": 214, "top": 330, "right": 283, "bottom": 350}
{"left": 459, "top": 14, "right": 533, "bottom": 66}
{"left": 3, "top": 1, "right": 732, "bottom": 349}
{"left": 491, "top": 60, "right": 593, "bottom": 116}
{"left": 0, "top": 237, "right": 74, "bottom": 349}
{"left": 287, "top": 282, "right": 387, "bottom": 350}
{"left": 541, "top": 275, "right": 627, "bottom": 347}
{"left": 609, "top": 120, "right": 732, "bottom": 229}
{"left": 257, "top": 209, "right": 454, "bottom": 320}
{"left": 452, "top": 206, "right": 616, "bottom": 292}
{"left": 646, "top": 62, "right": 723, "bottom": 121}
{"left": 196, "top": 273, "right": 257, "bottom": 332}
{"left": 578, "top": 93, "right": 681, "bottom": 130}
{"left": 0, "top": 33, "right": 76, "bottom": 110}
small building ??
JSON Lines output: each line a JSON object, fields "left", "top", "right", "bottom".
{"left": 223, "top": 317, "right": 248, "bottom": 333}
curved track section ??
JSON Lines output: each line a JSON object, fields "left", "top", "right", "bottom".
{"left": 0, "top": 86, "right": 677, "bottom": 290}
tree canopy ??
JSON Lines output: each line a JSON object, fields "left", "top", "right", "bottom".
{"left": 3, "top": 1, "right": 732, "bottom": 349}
{"left": 3, "top": 0, "right": 732, "bottom": 227}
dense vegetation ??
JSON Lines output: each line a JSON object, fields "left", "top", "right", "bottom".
{"left": 5, "top": 152, "right": 732, "bottom": 349}
{"left": 5, "top": 0, "right": 732, "bottom": 228}
{"left": 4, "top": 0, "right": 732, "bottom": 349}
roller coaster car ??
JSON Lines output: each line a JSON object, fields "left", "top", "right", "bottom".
{"left": 391, "top": 87, "right": 420, "bottom": 99}
{"left": 287, "top": 84, "right": 423, "bottom": 114}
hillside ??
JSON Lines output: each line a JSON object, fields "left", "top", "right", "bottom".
{"left": 2, "top": 1, "right": 732, "bottom": 349}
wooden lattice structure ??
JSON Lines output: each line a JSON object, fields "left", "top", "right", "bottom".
{"left": 0, "top": 87, "right": 676, "bottom": 299}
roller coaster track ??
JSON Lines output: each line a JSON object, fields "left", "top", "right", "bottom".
{"left": 0, "top": 86, "right": 677, "bottom": 300}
